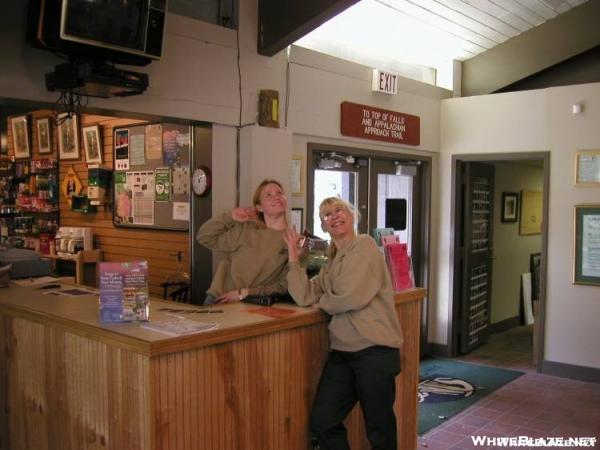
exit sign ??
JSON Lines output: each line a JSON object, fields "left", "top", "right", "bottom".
{"left": 372, "top": 69, "right": 398, "bottom": 95}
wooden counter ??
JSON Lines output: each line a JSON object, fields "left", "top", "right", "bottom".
{"left": 0, "top": 283, "right": 425, "bottom": 450}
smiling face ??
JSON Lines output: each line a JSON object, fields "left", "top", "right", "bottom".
{"left": 320, "top": 201, "right": 355, "bottom": 239}
{"left": 256, "top": 182, "right": 287, "bottom": 218}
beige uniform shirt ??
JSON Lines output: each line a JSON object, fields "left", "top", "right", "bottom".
{"left": 196, "top": 212, "right": 288, "bottom": 297}
{"left": 287, "top": 235, "right": 403, "bottom": 352}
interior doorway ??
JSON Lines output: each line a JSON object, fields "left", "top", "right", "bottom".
{"left": 449, "top": 153, "right": 549, "bottom": 371}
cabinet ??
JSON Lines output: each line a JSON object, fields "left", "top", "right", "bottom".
{"left": 13, "top": 158, "right": 59, "bottom": 253}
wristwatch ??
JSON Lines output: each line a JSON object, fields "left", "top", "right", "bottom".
{"left": 238, "top": 288, "right": 245, "bottom": 301}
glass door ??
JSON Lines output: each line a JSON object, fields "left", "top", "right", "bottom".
{"left": 308, "top": 152, "right": 369, "bottom": 238}
{"left": 368, "top": 158, "right": 423, "bottom": 285}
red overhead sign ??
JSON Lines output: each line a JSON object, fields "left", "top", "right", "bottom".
{"left": 340, "top": 101, "right": 420, "bottom": 146}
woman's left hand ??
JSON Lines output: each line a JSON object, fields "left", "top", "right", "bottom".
{"left": 215, "top": 289, "right": 243, "bottom": 303}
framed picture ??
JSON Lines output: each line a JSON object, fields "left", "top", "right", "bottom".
{"left": 36, "top": 117, "right": 52, "bottom": 154}
{"left": 291, "top": 208, "right": 304, "bottom": 232}
{"left": 575, "top": 150, "right": 600, "bottom": 185}
{"left": 82, "top": 124, "right": 103, "bottom": 164}
{"left": 291, "top": 157, "right": 303, "bottom": 196}
{"left": 501, "top": 192, "right": 519, "bottom": 223}
{"left": 57, "top": 113, "right": 80, "bottom": 160}
{"left": 573, "top": 204, "right": 600, "bottom": 286}
{"left": 10, "top": 115, "right": 30, "bottom": 159}
{"left": 519, "top": 190, "right": 542, "bottom": 236}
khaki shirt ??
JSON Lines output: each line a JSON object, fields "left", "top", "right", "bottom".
{"left": 197, "top": 212, "right": 288, "bottom": 297}
{"left": 288, "top": 235, "right": 403, "bottom": 352}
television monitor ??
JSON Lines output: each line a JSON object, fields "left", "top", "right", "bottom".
{"left": 27, "top": 0, "right": 167, "bottom": 66}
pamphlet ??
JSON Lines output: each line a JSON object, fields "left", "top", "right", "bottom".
{"left": 383, "top": 242, "right": 415, "bottom": 291}
{"left": 99, "top": 261, "right": 149, "bottom": 323}
{"left": 141, "top": 319, "right": 219, "bottom": 336}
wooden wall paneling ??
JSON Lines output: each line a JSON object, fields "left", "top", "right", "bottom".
{"left": 3, "top": 318, "right": 150, "bottom": 450}
{"left": 56, "top": 113, "right": 191, "bottom": 297}
{"left": 6, "top": 110, "right": 192, "bottom": 297}
{"left": 150, "top": 323, "right": 332, "bottom": 450}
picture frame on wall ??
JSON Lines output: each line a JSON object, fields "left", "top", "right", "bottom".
{"left": 519, "top": 190, "right": 542, "bottom": 236}
{"left": 291, "top": 208, "right": 304, "bottom": 232}
{"left": 57, "top": 113, "right": 80, "bottom": 160}
{"left": 10, "top": 115, "right": 30, "bottom": 159}
{"left": 501, "top": 192, "right": 519, "bottom": 223}
{"left": 82, "top": 124, "right": 103, "bottom": 164}
{"left": 291, "top": 157, "right": 303, "bottom": 196}
{"left": 573, "top": 204, "right": 600, "bottom": 286}
{"left": 530, "top": 252, "right": 542, "bottom": 301}
{"left": 575, "top": 150, "right": 600, "bottom": 185}
{"left": 36, "top": 117, "right": 52, "bottom": 154}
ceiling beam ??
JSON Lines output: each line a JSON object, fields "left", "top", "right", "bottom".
{"left": 258, "top": 0, "right": 359, "bottom": 56}
{"left": 461, "top": 0, "right": 600, "bottom": 97}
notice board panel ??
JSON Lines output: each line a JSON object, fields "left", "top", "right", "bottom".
{"left": 113, "top": 123, "right": 190, "bottom": 231}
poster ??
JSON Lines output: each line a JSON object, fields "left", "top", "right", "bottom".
{"left": 114, "top": 171, "right": 133, "bottom": 224}
{"left": 146, "top": 124, "right": 162, "bottom": 160}
{"left": 131, "top": 171, "right": 155, "bottom": 225}
{"left": 163, "top": 129, "right": 181, "bottom": 166}
{"left": 155, "top": 167, "right": 171, "bottom": 202}
{"left": 173, "top": 166, "right": 190, "bottom": 194}
{"left": 130, "top": 134, "right": 146, "bottom": 166}
{"left": 99, "top": 261, "right": 149, "bottom": 323}
{"left": 115, "top": 129, "right": 130, "bottom": 170}
{"left": 172, "top": 201, "right": 189, "bottom": 221}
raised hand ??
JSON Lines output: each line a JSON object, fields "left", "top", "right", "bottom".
{"left": 231, "top": 207, "right": 257, "bottom": 222}
{"left": 283, "top": 227, "right": 302, "bottom": 263}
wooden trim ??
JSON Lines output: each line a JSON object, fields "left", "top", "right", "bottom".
{"left": 542, "top": 359, "right": 600, "bottom": 383}
{"left": 490, "top": 315, "right": 521, "bottom": 334}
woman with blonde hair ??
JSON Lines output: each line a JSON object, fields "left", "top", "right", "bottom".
{"left": 197, "top": 179, "right": 288, "bottom": 304}
{"left": 284, "top": 197, "right": 403, "bottom": 450}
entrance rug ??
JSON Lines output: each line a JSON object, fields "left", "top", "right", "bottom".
{"left": 418, "top": 358, "right": 524, "bottom": 435}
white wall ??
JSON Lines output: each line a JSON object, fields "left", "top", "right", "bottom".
{"left": 492, "top": 162, "right": 543, "bottom": 324}
{"left": 0, "top": 1, "right": 285, "bottom": 127}
{"left": 440, "top": 83, "right": 600, "bottom": 369}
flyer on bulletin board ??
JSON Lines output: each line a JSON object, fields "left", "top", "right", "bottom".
{"left": 99, "top": 261, "right": 150, "bottom": 323}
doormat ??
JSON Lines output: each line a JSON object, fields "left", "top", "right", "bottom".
{"left": 418, "top": 358, "right": 524, "bottom": 435}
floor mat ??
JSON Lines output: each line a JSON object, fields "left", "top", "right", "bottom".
{"left": 418, "top": 357, "right": 524, "bottom": 435}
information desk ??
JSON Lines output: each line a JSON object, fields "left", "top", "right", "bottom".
{"left": 0, "top": 284, "right": 425, "bottom": 450}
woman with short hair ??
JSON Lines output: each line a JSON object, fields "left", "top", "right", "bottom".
{"left": 284, "top": 197, "right": 403, "bottom": 450}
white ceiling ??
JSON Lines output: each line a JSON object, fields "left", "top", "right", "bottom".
{"left": 295, "top": 0, "right": 589, "bottom": 89}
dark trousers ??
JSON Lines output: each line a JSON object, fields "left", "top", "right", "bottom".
{"left": 310, "top": 345, "right": 401, "bottom": 450}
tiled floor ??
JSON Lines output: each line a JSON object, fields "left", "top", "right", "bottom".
{"left": 418, "top": 326, "right": 600, "bottom": 449}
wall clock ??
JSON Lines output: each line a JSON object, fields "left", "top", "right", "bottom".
{"left": 192, "top": 166, "right": 212, "bottom": 197}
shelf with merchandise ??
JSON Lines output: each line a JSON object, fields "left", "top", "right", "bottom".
{"left": 3, "top": 157, "right": 60, "bottom": 254}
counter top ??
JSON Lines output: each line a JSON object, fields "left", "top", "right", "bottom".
{"left": 0, "top": 282, "right": 426, "bottom": 357}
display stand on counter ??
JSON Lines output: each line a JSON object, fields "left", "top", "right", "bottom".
{"left": 43, "top": 249, "right": 102, "bottom": 287}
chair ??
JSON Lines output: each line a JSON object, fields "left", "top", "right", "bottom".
{"left": 161, "top": 251, "right": 191, "bottom": 303}
{"left": 161, "top": 281, "right": 190, "bottom": 303}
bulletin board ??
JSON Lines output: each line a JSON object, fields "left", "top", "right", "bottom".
{"left": 113, "top": 122, "right": 191, "bottom": 231}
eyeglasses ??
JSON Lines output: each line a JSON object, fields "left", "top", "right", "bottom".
{"left": 321, "top": 206, "right": 348, "bottom": 222}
